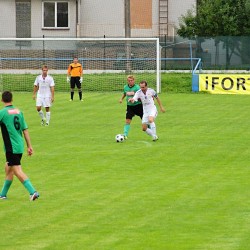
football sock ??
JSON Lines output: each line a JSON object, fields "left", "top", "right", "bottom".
{"left": 38, "top": 110, "right": 45, "bottom": 120}
{"left": 71, "top": 91, "right": 74, "bottom": 100}
{"left": 79, "top": 90, "right": 82, "bottom": 100}
{"left": 22, "top": 179, "right": 36, "bottom": 195}
{"left": 0, "top": 180, "right": 12, "bottom": 196}
{"left": 145, "top": 128, "right": 153, "bottom": 136}
{"left": 124, "top": 124, "right": 130, "bottom": 136}
{"left": 46, "top": 112, "right": 51, "bottom": 123}
{"left": 150, "top": 122, "right": 156, "bottom": 135}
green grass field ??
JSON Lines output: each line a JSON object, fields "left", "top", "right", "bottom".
{"left": 0, "top": 90, "right": 250, "bottom": 250}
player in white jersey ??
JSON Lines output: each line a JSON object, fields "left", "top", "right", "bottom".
{"left": 33, "top": 65, "right": 55, "bottom": 126}
{"left": 129, "top": 81, "right": 165, "bottom": 141}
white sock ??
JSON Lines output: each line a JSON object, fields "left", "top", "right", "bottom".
{"left": 46, "top": 112, "right": 51, "bottom": 123}
{"left": 150, "top": 122, "right": 156, "bottom": 136}
{"left": 38, "top": 110, "right": 44, "bottom": 120}
{"left": 145, "top": 128, "right": 153, "bottom": 136}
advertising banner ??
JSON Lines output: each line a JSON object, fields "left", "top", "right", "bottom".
{"left": 199, "top": 74, "right": 250, "bottom": 94}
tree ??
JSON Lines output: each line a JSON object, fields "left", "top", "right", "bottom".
{"left": 177, "top": 0, "right": 250, "bottom": 67}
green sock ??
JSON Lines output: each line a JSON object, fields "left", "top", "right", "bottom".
{"left": 0, "top": 180, "right": 12, "bottom": 196}
{"left": 124, "top": 124, "right": 130, "bottom": 136}
{"left": 23, "top": 179, "right": 36, "bottom": 195}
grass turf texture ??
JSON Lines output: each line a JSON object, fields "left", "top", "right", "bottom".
{"left": 0, "top": 73, "right": 192, "bottom": 92}
{"left": 0, "top": 91, "right": 250, "bottom": 249}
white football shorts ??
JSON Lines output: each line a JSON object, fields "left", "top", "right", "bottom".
{"left": 142, "top": 106, "right": 158, "bottom": 124}
{"left": 36, "top": 96, "right": 52, "bottom": 107}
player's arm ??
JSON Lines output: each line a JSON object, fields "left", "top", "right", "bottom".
{"left": 128, "top": 92, "right": 139, "bottom": 103}
{"left": 23, "top": 129, "right": 33, "bottom": 156}
{"left": 119, "top": 93, "right": 126, "bottom": 103}
{"left": 50, "top": 86, "right": 55, "bottom": 103}
{"left": 33, "top": 84, "right": 38, "bottom": 100}
{"left": 80, "top": 64, "right": 83, "bottom": 82}
{"left": 155, "top": 96, "right": 166, "bottom": 113}
{"left": 67, "top": 65, "right": 71, "bottom": 82}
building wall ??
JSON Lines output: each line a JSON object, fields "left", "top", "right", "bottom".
{"left": 79, "top": 0, "right": 195, "bottom": 38}
{"left": 0, "top": 0, "right": 16, "bottom": 37}
{"left": 79, "top": 0, "right": 160, "bottom": 37}
{"left": 0, "top": 0, "right": 77, "bottom": 38}
{"left": 168, "top": 0, "right": 196, "bottom": 28}
{"left": 0, "top": 0, "right": 196, "bottom": 38}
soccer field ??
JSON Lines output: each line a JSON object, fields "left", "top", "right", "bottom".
{"left": 0, "top": 92, "right": 250, "bottom": 250}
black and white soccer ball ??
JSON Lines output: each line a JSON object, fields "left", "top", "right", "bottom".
{"left": 115, "top": 134, "right": 125, "bottom": 143}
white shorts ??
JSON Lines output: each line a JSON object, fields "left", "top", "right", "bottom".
{"left": 36, "top": 97, "right": 52, "bottom": 107}
{"left": 142, "top": 107, "right": 158, "bottom": 124}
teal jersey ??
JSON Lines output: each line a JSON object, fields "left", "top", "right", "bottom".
{"left": 0, "top": 105, "right": 28, "bottom": 153}
{"left": 123, "top": 84, "right": 141, "bottom": 106}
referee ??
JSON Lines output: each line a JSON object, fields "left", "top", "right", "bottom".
{"left": 67, "top": 56, "right": 83, "bottom": 101}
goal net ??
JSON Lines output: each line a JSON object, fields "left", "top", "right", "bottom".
{"left": 0, "top": 38, "right": 161, "bottom": 93}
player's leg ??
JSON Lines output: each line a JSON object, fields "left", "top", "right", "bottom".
{"left": 148, "top": 116, "right": 158, "bottom": 141}
{"left": 76, "top": 78, "right": 83, "bottom": 101}
{"left": 45, "top": 107, "right": 50, "bottom": 126}
{"left": 12, "top": 165, "right": 39, "bottom": 200}
{"left": 141, "top": 114, "right": 157, "bottom": 140}
{"left": 0, "top": 163, "right": 14, "bottom": 199}
{"left": 142, "top": 114, "right": 152, "bottom": 135}
{"left": 142, "top": 122, "right": 153, "bottom": 136}
{"left": 11, "top": 154, "right": 39, "bottom": 200}
{"left": 147, "top": 107, "right": 158, "bottom": 140}
{"left": 123, "top": 105, "right": 134, "bottom": 138}
{"left": 45, "top": 97, "right": 52, "bottom": 126}
{"left": 70, "top": 78, "right": 75, "bottom": 101}
{"left": 36, "top": 98, "right": 45, "bottom": 125}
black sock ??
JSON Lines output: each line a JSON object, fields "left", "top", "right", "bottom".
{"left": 79, "top": 91, "right": 82, "bottom": 100}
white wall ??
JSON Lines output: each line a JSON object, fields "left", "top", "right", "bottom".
{"left": 0, "top": 0, "right": 16, "bottom": 37}
{"left": 79, "top": 0, "right": 160, "bottom": 37}
{"left": 0, "top": 0, "right": 196, "bottom": 38}
{"left": 168, "top": 0, "right": 196, "bottom": 28}
{"left": 0, "top": 0, "right": 77, "bottom": 38}
{"left": 79, "top": 0, "right": 124, "bottom": 37}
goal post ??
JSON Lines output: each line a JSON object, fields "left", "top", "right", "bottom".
{"left": 0, "top": 37, "right": 161, "bottom": 93}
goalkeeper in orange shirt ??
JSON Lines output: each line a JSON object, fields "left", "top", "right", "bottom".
{"left": 67, "top": 56, "right": 83, "bottom": 101}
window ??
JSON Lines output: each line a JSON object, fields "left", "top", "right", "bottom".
{"left": 43, "top": 1, "right": 68, "bottom": 28}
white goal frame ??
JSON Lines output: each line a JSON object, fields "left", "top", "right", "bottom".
{"left": 0, "top": 37, "right": 161, "bottom": 93}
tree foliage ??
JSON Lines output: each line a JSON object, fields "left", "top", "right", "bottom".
{"left": 177, "top": 0, "right": 250, "bottom": 67}
{"left": 178, "top": 0, "right": 250, "bottom": 38}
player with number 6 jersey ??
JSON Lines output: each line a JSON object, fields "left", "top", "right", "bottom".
{"left": 0, "top": 91, "right": 39, "bottom": 201}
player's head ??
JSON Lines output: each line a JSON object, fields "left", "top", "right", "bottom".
{"left": 139, "top": 81, "right": 148, "bottom": 92}
{"left": 73, "top": 56, "right": 78, "bottom": 64}
{"left": 127, "top": 75, "right": 135, "bottom": 87}
{"left": 2, "top": 91, "right": 13, "bottom": 103}
{"left": 42, "top": 65, "right": 48, "bottom": 77}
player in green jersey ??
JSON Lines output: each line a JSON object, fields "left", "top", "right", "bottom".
{"left": 0, "top": 91, "right": 39, "bottom": 201}
{"left": 119, "top": 75, "right": 143, "bottom": 138}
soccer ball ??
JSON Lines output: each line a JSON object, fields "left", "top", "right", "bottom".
{"left": 115, "top": 134, "right": 125, "bottom": 142}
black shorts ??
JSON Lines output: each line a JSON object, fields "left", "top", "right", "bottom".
{"left": 6, "top": 152, "right": 22, "bottom": 166}
{"left": 70, "top": 77, "right": 81, "bottom": 89}
{"left": 126, "top": 104, "right": 143, "bottom": 120}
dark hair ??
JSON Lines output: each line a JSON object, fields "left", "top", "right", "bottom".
{"left": 140, "top": 80, "right": 148, "bottom": 86}
{"left": 2, "top": 91, "right": 12, "bottom": 103}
